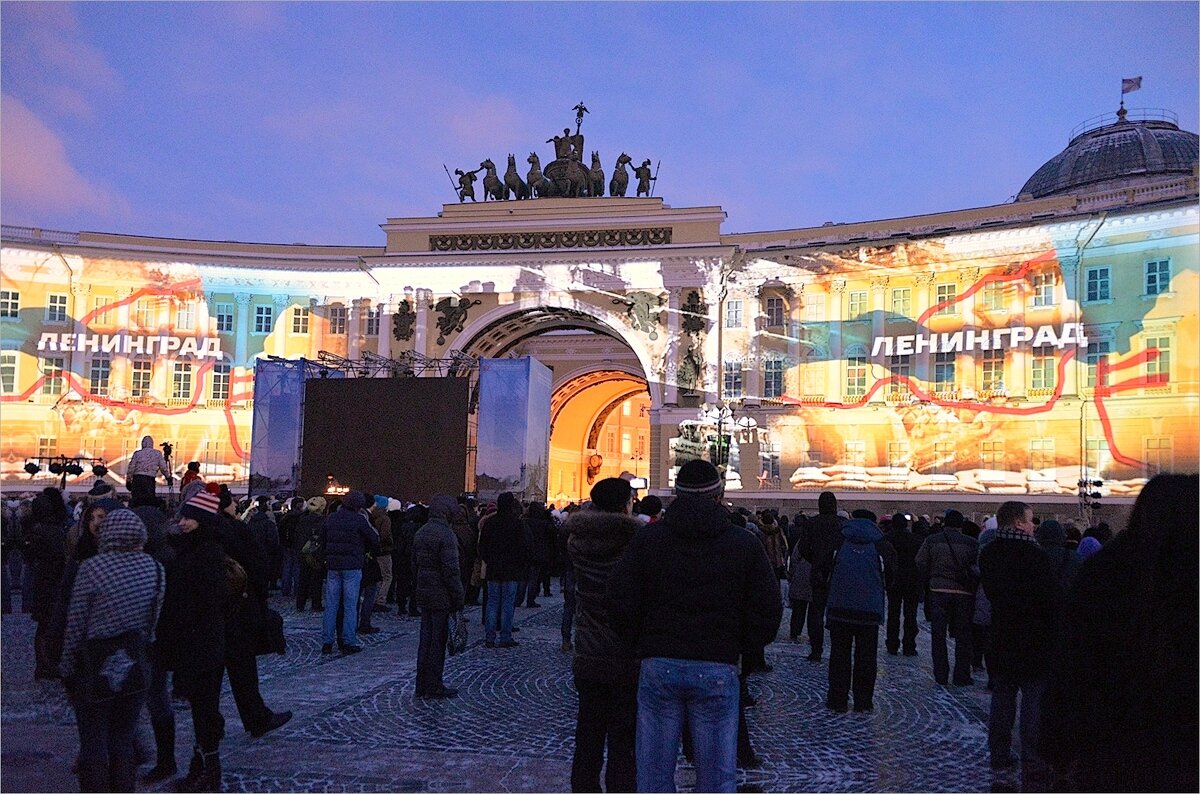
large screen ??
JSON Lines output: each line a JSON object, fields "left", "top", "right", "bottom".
{"left": 299, "top": 377, "right": 469, "bottom": 502}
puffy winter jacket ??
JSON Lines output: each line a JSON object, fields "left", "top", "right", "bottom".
{"left": 320, "top": 507, "right": 379, "bottom": 571}
{"left": 566, "top": 508, "right": 640, "bottom": 682}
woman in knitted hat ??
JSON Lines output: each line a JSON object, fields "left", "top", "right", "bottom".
{"left": 157, "top": 489, "right": 227, "bottom": 791}
{"left": 59, "top": 508, "right": 165, "bottom": 792}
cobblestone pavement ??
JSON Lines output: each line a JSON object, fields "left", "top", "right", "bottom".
{"left": 2, "top": 590, "right": 1027, "bottom": 792}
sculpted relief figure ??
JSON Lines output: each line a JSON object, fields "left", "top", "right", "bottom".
{"left": 634, "top": 159, "right": 656, "bottom": 197}
{"left": 455, "top": 167, "right": 483, "bottom": 203}
{"left": 434, "top": 296, "right": 481, "bottom": 345}
{"left": 392, "top": 299, "right": 416, "bottom": 341}
{"left": 613, "top": 290, "right": 664, "bottom": 340}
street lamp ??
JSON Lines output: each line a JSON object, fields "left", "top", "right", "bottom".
{"left": 700, "top": 400, "right": 737, "bottom": 474}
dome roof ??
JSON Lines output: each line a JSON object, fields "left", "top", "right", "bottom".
{"left": 1020, "top": 109, "right": 1198, "bottom": 200}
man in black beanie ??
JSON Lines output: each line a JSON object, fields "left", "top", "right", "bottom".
{"left": 797, "top": 490, "right": 844, "bottom": 662}
{"left": 607, "top": 460, "right": 781, "bottom": 793}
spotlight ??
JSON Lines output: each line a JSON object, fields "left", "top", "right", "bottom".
{"left": 48, "top": 461, "right": 63, "bottom": 475}
{"left": 92, "top": 464, "right": 108, "bottom": 477}
{"left": 65, "top": 463, "right": 85, "bottom": 476}
{"left": 23, "top": 462, "right": 40, "bottom": 476}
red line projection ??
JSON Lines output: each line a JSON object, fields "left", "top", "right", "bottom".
{"left": 916, "top": 250, "right": 1056, "bottom": 325}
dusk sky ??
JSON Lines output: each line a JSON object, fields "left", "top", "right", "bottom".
{"left": 2, "top": 2, "right": 1196, "bottom": 245}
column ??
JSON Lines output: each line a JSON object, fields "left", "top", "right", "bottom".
{"left": 913, "top": 273, "right": 934, "bottom": 386}
{"left": 414, "top": 288, "right": 431, "bottom": 369}
{"left": 1058, "top": 255, "right": 1080, "bottom": 396}
{"left": 69, "top": 283, "right": 90, "bottom": 392}
{"left": 663, "top": 289, "right": 681, "bottom": 405}
{"left": 376, "top": 295, "right": 395, "bottom": 359}
{"left": 349, "top": 298, "right": 367, "bottom": 361}
{"left": 1007, "top": 272, "right": 1027, "bottom": 399}
{"left": 869, "top": 276, "right": 888, "bottom": 402}
{"left": 959, "top": 268, "right": 980, "bottom": 396}
{"left": 829, "top": 279, "right": 846, "bottom": 401}
{"left": 787, "top": 283, "right": 804, "bottom": 402}
{"left": 234, "top": 292, "right": 252, "bottom": 369}
{"left": 271, "top": 294, "right": 289, "bottom": 358}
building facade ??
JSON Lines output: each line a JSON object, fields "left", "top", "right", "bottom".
{"left": 2, "top": 109, "right": 1196, "bottom": 514}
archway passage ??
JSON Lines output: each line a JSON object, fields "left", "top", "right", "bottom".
{"left": 456, "top": 307, "right": 650, "bottom": 505}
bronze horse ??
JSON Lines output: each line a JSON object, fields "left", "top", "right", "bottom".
{"left": 481, "top": 159, "right": 505, "bottom": 201}
{"left": 505, "top": 154, "right": 530, "bottom": 200}
{"left": 609, "top": 153, "right": 632, "bottom": 197}
{"left": 527, "top": 152, "right": 553, "bottom": 198}
{"left": 588, "top": 151, "right": 605, "bottom": 198}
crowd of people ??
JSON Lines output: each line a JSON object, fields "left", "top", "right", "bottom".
{"left": 0, "top": 453, "right": 1194, "bottom": 793}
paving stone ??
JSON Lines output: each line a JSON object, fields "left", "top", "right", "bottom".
{"left": 2, "top": 591, "right": 1016, "bottom": 792}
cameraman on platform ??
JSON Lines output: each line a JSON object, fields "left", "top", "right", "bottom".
{"left": 127, "top": 435, "right": 173, "bottom": 499}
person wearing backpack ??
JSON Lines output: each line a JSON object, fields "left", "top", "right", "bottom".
{"left": 824, "top": 517, "right": 895, "bottom": 713}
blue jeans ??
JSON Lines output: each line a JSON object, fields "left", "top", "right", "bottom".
{"left": 280, "top": 549, "right": 300, "bottom": 598}
{"left": 484, "top": 580, "right": 518, "bottom": 643}
{"left": 636, "top": 657, "right": 740, "bottom": 793}
{"left": 323, "top": 569, "right": 362, "bottom": 647}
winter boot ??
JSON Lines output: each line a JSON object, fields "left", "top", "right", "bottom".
{"left": 144, "top": 716, "right": 177, "bottom": 783}
{"left": 196, "top": 750, "right": 222, "bottom": 793}
{"left": 176, "top": 746, "right": 204, "bottom": 792}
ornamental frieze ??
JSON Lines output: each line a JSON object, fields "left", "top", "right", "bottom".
{"left": 429, "top": 227, "right": 672, "bottom": 252}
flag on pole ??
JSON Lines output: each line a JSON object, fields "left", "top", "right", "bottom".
{"left": 1121, "top": 76, "right": 1143, "bottom": 94}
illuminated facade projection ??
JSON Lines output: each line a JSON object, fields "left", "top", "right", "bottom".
{"left": 1, "top": 108, "right": 1196, "bottom": 515}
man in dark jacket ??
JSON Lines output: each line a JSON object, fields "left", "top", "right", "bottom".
{"left": 824, "top": 518, "right": 895, "bottom": 713}
{"left": 411, "top": 494, "right": 465, "bottom": 699}
{"left": 294, "top": 497, "right": 325, "bottom": 611}
{"left": 607, "top": 460, "right": 782, "bottom": 793}
{"left": 797, "top": 491, "right": 844, "bottom": 662}
{"left": 566, "top": 478, "right": 640, "bottom": 792}
{"left": 319, "top": 491, "right": 379, "bottom": 655}
{"left": 916, "top": 509, "right": 979, "bottom": 686}
{"left": 477, "top": 492, "right": 529, "bottom": 647}
{"left": 884, "top": 512, "right": 922, "bottom": 656}
{"left": 979, "top": 500, "right": 1059, "bottom": 773}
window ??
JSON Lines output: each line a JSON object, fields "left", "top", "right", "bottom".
{"left": 46, "top": 294, "right": 68, "bottom": 324}
{"left": 1031, "top": 349, "right": 1055, "bottom": 390}
{"left": 764, "top": 297, "right": 785, "bottom": 327}
{"left": 329, "top": 306, "right": 348, "bottom": 335}
{"left": 214, "top": 302, "right": 234, "bottom": 333}
{"left": 606, "top": 431, "right": 616, "bottom": 455}
{"left": 801, "top": 353, "right": 824, "bottom": 396}
{"left": 1030, "top": 272, "right": 1055, "bottom": 307}
{"left": 41, "top": 357, "right": 64, "bottom": 395}
{"left": 723, "top": 361, "right": 743, "bottom": 399}
{"left": 1030, "top": 438, "right": 1055, "bottom": 471}
{"left": 804, "top": 295, "right": 824, "bottom": 323}
{"left": 133, "top": 298, "right": 155, "bottom": 328}
{"left": 933, "top": 441, "right": 956, "bottom": 475}
{"left": 172, "top": 362, "right": 193, "bottom": 399}
{"left": 845, "top": 356, "right": 867, "bottom": 398}
{"left": 90, "top": 296, "right": 113, "bottom": 326}
{"left": 211, "top": 362, "right": 230, "bottom": 400}
{"left": 760, "top": 442, "right": 781, "bottom": 478}
{"left": 365, "top": 307, "right": 380, "bottom": 337}
{"left": 292, "top": 306, "right": 310, "bottom": 334}
{"left": 0, "top": 352, "right": 16, "bottom": 394}
{"left": 1085, "top": 340, "right": 1111, "bottom": 388}
{"left": 253, "top": 305, "right": 272, "bottom": 334}
{"left": 621, "top": 432, "right": 632, "bottom": 456}
{"left": 1144, "top": 437, "right": 1172, "bottom": 475}
{"left": 1085, "top": 438, "right": 1110, "bottom": 473}
{"left": 1145, "top": 336, "right": 1171, "bottom": 384}
{"left": 981, "top": 440, "right": 1005, "bottom": 469}
{"left": 981, "top": 280, "right": 1006, "bottom": 311}
{"left": 88, "top": 356, "right": 111, "bottom": 397}
{"left": 888, "top": 354, "right": 911, "bottom": 395}
{"left": 176, "top": 300, "right": 195, "bottom": 331}
{"left": 848, "top": 290, "right": 867, "bottom": 320}
{"left": 934, "top": 283, "right": 957, "bottom": 315}
{"left": 764, "top": 359, "right": 785, "bottom": 398}
{"left": 38, "top": 437, "right": 58, "bottom": 459}
{"left": 0, "top": 290, "right": 19, "bottom": 319}
{"left": 725, "top": 300, "right": 742, "bottom": 328}
{"left": 1085, "top": 267, "right": 1111, "bottom": 302}
{"left": 201, "top": 440, "right": 225, "bottom": 476}
{"left": 887, "top": 441, "right": 910, "bottom": 470}
{"left": 131, "top": 360, "right": 152, "bottom": 398}
{"left": 891, "top": 288, "right": 911, "bottom": 317}
{"left": 1145, "top": 260, "right": 1171, "bottom": 295}
{"left": 981, "top": 348, "right": 1005, "bottom": 391}
{"left": 843, "top": 440, "right": 866, "bottom": 467}
{"left": 933, "top": 351, "right": 955, "bottom": 389}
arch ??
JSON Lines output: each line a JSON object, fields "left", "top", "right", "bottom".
{"left": 449, "top": 296, "right": 662, "bottom": 407}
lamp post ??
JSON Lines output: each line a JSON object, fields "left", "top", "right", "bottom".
{"left": 700, "top": 400, "right": 737, "bottom": 475}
